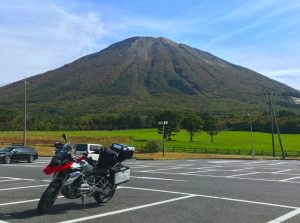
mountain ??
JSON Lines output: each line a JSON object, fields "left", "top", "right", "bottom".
{"left": 0, "top": 36, "right": 299, "bottom": 116}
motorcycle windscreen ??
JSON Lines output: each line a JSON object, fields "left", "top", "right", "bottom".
{"left": 43, "top": 162, "right": 74, "bottom": 175}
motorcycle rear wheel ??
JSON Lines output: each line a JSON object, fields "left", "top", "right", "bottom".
{"left": 94, "top": 182, "right": 116, "bottom": 204}
{"left": 37, "top": 184, "right": 60, "bottom": 215}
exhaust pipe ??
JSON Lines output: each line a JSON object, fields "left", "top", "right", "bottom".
{"left": 92, "top": 186, "right": 103, "bottom": 193}
{"left": 78, "top": 187, "right": 91, "bottom": 192}
{"left": 78, "top": 183, "right": 91, "bottom": 192}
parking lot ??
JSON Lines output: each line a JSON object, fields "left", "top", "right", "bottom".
{"left": 1, "top": 158, "right": 300, "bottom": 223}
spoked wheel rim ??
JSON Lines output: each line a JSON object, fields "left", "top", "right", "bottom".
{"left": 94, "top": 184, "right": 116, "bottom": 203}
{"left": 5, "top": 156, "right": 11, "bottom": 164}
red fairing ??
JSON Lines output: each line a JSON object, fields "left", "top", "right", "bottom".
{"left": 43, "top": 162, "right": 74, "bottom": 175}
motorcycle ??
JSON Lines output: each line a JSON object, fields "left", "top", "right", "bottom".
{"left": 37, "top": 134, "right": 132, "bottom": 215}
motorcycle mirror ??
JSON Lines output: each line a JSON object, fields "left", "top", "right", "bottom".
{"left": 62, "top": 134, "right": 67, "bottom": 141}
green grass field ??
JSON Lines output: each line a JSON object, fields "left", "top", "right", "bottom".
{"left": 0, "top": 129, "right": 299, "bottom": 156}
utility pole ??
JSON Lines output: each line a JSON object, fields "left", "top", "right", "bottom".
{"left": 269, "top": 96, "right": 286, "bottom": 159}
{"left": 266, "top": 93, "right": 275, "bottom": 157}
{"left": 23, "top": 76, "right": 28, "bottom": 146}
{"left": 247, "top": 113, "right": 254, "bottom": 159}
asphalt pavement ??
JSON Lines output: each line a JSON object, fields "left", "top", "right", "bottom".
{"left": 1, "top": 158, "right": 300, "bottom": 223}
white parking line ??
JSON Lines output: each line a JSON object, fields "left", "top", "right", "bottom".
{"left": 0, "top": 177, "right": 19, "bottom": 179}
{"left": 268, "top": 162, "right": 287, "bottom": 166}
{"left": 119, "top": 186, "right": 299, "bottom": 209}
{"left": 227, "top": 172, "right": 260, "bottom": 177}
{"left": 58, "top": 195, "right": 197, "bottom": 223}
{"left": 139, "top": 167, "right": 182, "bottom": 173}
{"left": 272, "top": 169, "right": 292, "bottom": 174}
{"left": 0, "top": 184, "right": 48, "bottom": 191}
{"left": 130, "top": 165, "right": 151, "bottom": 169}
{"left": 138, "top": 171, "right": 300, "bottom": 184}
{"left": 195, "top": 170, "right": 216, "bottom": 172}
{"left": 130, "top": 176, "right": 185, "bottom": 182}
{"left": 0, "top": 196, "right": 64, "bottom": 206}
{"left": 0, "top": 177, "right": 35, "bottom": 181}
{"left": 232, "top": 167, "right": 254, "bottom": 172}
{"left": 208, "top": 161, "right": 243, "bottom": 163}
{"left": 279, "top": 176, "right": 300, "bottom": 182}
{"left": 1, "top": 185, "right": 298, "bottom": 212}
{"left": 0, "top": 179, "right": 21, "bottom": 182}
{"left": 196, "top": 165, "right": 223, "bottom": 169}
{"left": 176, "top": 164, "right": 194, "bottom": 167}
{"left": 1, "top": 164, "right": 45, "bottom": 168}
{"left": 267, "top": 208, "right": 300, "bottom": 223}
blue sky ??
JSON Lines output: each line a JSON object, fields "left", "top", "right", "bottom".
{"left": 0, "top": 0, "right": 300, "bottom": 90}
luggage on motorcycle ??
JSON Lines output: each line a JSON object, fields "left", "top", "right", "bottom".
{"left": 110, "top": 143, "right": 135, "bottom": 161}
{"left": 113, "top": 164, "right": 130, "bottom": 185}
{"left": 97, "top": 147, "right": 118, "bottom": 169}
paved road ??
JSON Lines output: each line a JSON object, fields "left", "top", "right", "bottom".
{"left": 1, "top": 158, "right": 300, "bottom": 222}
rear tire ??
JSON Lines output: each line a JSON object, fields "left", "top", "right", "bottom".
{"left": 94, "top": 182, "right": 116, "bottom": 204}
{"left": 37, "top": 184, "right": 60, "bottom": 215}
{"left": 4, "top": 156, "right": 12, "bottom": 164}
{"left": 28, "top": 155, "right": 34, "bottom": 163}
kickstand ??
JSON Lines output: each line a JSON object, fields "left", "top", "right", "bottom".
{"left": 81, "top": 194, "right": 86, "bottom": 209}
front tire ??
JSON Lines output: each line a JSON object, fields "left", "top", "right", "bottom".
{"left": 28, "top": 155, "right": 34, "bottom": 163}
{"left": 94, "top": 182, "right": 116, "bottom": 204}
{"left": 37, "top": 184, "right": 60, "bottom": 215}
{"left": 4, "top": 156, "right": 12, "bottom": 164}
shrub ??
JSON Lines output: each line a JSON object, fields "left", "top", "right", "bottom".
{"left": 142, "top": 140, "right": 160, "bottom": 153}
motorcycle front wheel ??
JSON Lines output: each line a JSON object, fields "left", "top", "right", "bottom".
{"left": 94, "top": 182, "right": 116, "bottom": 204}
{"left": 37, "top": 184, "right": 60, "bottom": 215}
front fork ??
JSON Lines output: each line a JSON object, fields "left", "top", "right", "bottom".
{"left": 49, "top": 171, "right": 67, "bottom": 199}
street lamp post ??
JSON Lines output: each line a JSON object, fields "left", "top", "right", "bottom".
{"left": 247, "top": 113, "right": 254, "bottom": 159}
{"left": 23, "top": 76, "right": 29, "bottom": 146}
{"left": 158, "top": 121, "right": 168, "bottom": 158}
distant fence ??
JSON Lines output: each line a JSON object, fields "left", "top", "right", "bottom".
{"left": 0, "top": 142, "right": 53, "bottom": 147}
{"left": 1, "top": 142, "right": 299, "bottom": 157}
{"left": 164, "top": 147, "right": 300, "bottom": 157}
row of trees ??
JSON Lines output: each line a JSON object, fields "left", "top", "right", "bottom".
{"left": 1, "top": 107, "right": 300, "bottom": 135}
{"left": 156, "top": 111, "right": 218, "bottom": 142}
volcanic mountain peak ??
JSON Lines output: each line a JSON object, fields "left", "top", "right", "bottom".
{"left": 0, "top": 36, "right": 299, "bottom": 113}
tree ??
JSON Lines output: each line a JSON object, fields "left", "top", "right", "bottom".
{"left": 130, "top": 116, "right": 143, "bottom": 129}
{"left": 181, "top": 114, "right": 203, "bottom": 142}
{"left": 155, "top": 111, "right": 181, "bottom": 140}
{"left": 202, "top": 113, "right": 219, "bottom": 143}
{"left": 0, "top": 108, "right": 19, "bottom": 131}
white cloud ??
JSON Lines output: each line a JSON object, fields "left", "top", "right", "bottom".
{"left": 260, "top": 68, "right": 300, "bottom": 90}
{"left": 211, "top": 47, "right": 300, "bottom": 91}
{"left": 0, "top": 0, "right": 299, "bottom": 93}
{"left": 0, "top": 1, "right": 109, "bottom": 84}
{"left": 217, "top": 0, "right": 283, "bottom": 21}
{"left": 262, "top": 68, "right": 300, "bottom": 77}
{"left": 203, "top": 23, "right": 260, "bottom": 48}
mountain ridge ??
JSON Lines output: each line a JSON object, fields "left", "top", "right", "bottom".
{"left": 0, "top": 36, "right": 299, "bottom": 115}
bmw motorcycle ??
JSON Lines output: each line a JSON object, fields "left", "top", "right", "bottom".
{"left": 37, "top": 134, "right": 132, "bottom": 215}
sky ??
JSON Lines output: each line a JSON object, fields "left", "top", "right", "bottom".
{"left": 0, "top": 0, "right": 300, "bottom": 90}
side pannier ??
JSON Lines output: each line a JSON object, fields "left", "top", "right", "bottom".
{"left": 113, "top": 164, "right": 130, "bottom": 185}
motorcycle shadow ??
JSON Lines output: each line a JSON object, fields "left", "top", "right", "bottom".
{"left": 4, "top": 202, "right": 104, "bottom": 220}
